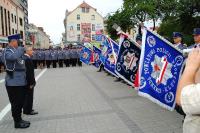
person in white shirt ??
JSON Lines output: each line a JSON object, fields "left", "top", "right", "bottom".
{"left": 176, "top": 48, "right": 200, "bottom": 133}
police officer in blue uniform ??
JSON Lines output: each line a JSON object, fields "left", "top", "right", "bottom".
{"left": 51, "top": 48, "right": 58, "bottom": 68}
{"left": 2, "top": 34, "right": 30, "bottom": 128}
{"left": 41, "top": 49, "right": 45, "bottom": 68}
{"left": 58, "top": 48, "right": 64, "bottom": 68}
{"left": 172, "top": 32, "right": 187, "bottom": 50}
{"left": 172, "top": 32, "right": 187, "bottom": 119}
{"left": 71, "top": 48, "right": 77, "bottom": 67}
{"left": 0, "top": 49, "right": 4, "bottom": 73}
{"left": 77, "top": 46, "right": 82, "bottom": 67}
{"left": 189, "top": 28, "right": 200, "bottom": 48}
{"left": 45, "top": 49, "right": 51, "bottom": 68}
{"left": 37, "top": 49, "right": 43, "bottom": 69}
{"left": 32, "top": 49, "right": 38, "bottom": 69}
{"left": 64, "top": 48, "right": 70, "bottom": 67}
{"left": 136, "top": 35, "right": 142, "bottom": 46}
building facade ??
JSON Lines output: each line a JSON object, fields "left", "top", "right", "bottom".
{"left": 28, "top": 24, "right": 50, "bottom": 49}
{"left": 0, "top": 0, "right": 28, "bottom": 45}
{"left": 63, "top": 1, "right": 104, "bottom": 44}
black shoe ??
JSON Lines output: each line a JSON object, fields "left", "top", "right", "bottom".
{"left": 24, "top": 110, "right": 38, "bottom": 115}
{"left": 15, "top": 120, "right": 30, "bottom": 129}
{"left": 21, "top": 120, "right": 30, "bottom": 124}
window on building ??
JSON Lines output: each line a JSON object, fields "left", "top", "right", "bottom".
{"left": 86, "top": 8, "right": 89, "bottom": 13}
{"left": 24, "top": 17, "right": 28, "bottom": 24}
{"left": 19, "top": 18, "right": 23, "bottom": 26}
{"left": 14, "top": 16, "right": 16, "bottom": 24}
{"left": 82, "top": 7, "right": 85, "bottom": 13}
{"left": 0, "top": 6, "right": 4, "bottom": 35}
{"left": 91, "top": 15, "right": 95, "bottom": 20}
{"left": 77, "top": 14, "right": 80, "bottom": 20}
{"left": 12, "top": 28, "right": 14, "bottom": 34}
{"left": 4, "top": 8, "right": 8, "bottom": 36}
{"left": 24, "top": 9, "right": 28, "bottom": 16}
{"left": 92, "top": 24, "right": 95, "bottom": 31}
{"left": 11, "top": 13, "right": 13, "bottom": 22}
{"left": 77, "top": 34, "right": 81, "bottom": 42}
{"left": 77, "top": 24, "right": 80, "bottom": 31}
{"left": 23, "top": 0, "right": 28, "bottom": 7}
{"left": 15, "top": 30, "right": 17, "bottom": 34}
{"left": 92, "top": 34, "right": 95, "bottom": 40}
{"left": 8, "top": 11, "right": 11, "bottom": 35}
{"left": 20, "top": 31, "right": 23, "bottom": 39}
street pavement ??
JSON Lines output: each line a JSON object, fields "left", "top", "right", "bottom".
{"left": 0, "top": 65, "right": 183, "bottom": 133}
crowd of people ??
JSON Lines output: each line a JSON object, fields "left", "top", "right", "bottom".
{"left": 0, "top": 28, "right": 200, "bottom": 132}
{"left": 31, "top": 46, "right": 82, "bottom": 69}
{"left": 0, "top": 45, "right": 83, "bottom": 74}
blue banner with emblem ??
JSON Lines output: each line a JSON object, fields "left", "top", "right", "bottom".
{"left": 110, "top": 39, "right": 119, "bottom": 59}
{"left": 80, "top": 46, "right": 92, "bottom": 65}
{"left": 138, "top": 30, "right": 186, "bottom": 111}
{"left": 104, "top": 37, "right": 119, "bottom": 77}
{"left": 115, "top": 36, "right": 141, "bottom": 86}
{"left": 100, "top": 35, "right": 110, "bottom": 65}
{"left": 93, "top": 46, "right": 102, "bottom": 68}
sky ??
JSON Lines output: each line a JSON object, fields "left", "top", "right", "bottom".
{"left": 28, "top": 0, "right": 123, "bottom": 44}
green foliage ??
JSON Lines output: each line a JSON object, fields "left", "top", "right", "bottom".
{"left": 106, "top": 0, "right": 200, "bottom": 45}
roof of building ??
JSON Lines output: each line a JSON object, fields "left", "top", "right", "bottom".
{"left": 79, "top": 1, "right": 97, "bottom": 11}
{"left": 66, "top": 1, "right": 102, "bottom": 18}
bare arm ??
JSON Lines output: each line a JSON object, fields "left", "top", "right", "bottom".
{"left": 176, "top": 48, "right": 200, "bottom": 106}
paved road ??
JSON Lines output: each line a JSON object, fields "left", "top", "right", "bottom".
{"left": 0, "top": 66, "right": 183, "bottom": 133}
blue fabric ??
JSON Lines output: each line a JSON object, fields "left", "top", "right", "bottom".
{"left": 100, "top": 35, "right": 110, "bottom": 65}
{"left": 93, "top": 46, "right": 102, "bottom": 68}
{"left": 80, "top": 46, "right": 92, "bottom": 65}
{"left": 138, "top": 30, "right": 186, "bottom": 111}
{"left": 115, "top": 37, "right": 141, "bottom": 85}
{"left": 104, "top": 38, "right": 119, "bottom": 77}
{"left": 95, "top": 35, "right": 103, "bottom": 42}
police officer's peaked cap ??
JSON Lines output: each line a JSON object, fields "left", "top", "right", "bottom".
{"left": 193, "top": 28, "right": 200, "bottom": 35}
{"left": 8, "top": 34, "right": 21, "bottom": 42}
{"left": 173, "top": 32, "right": 182, "bottom": 38}
{"left": 136, "top": 35, "right": 142, "bottom": 41}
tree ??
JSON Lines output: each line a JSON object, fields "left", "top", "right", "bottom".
{"left": 106, "top": 9, "right": 133, "bottom": 39}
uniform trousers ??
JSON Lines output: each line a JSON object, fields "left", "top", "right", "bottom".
{"left": 58, "top": 59, "right": 63, "bottom": 68}
{"left": 6, "top": 86, "right": 26, "bottom": 122}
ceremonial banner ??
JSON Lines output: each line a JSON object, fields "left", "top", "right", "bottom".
{"left": 110, "top": 39, "right": 119, "bottom": 60}
{"left": 138, "top": 29, "right": 185, "bottom": 111}
{"left": 115, "top": 36, "right": 141, "bottom": 86}
{"left": 100, "top": 35, "right": 110, "bottom": 65}
{"left": 80, "top": 46, "right": 92, "bottom": 65}
{"left": 93, "top": 46, "right": 102, "bottom": 68}
{"left": 104, "top": 37, "right": 119, "bottom": 77}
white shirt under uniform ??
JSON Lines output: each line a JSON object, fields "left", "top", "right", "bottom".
{"left": 181, "top": 84, "right": 200, "bottom": 133}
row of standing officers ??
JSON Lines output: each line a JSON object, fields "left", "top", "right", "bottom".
{"left": 0, "top": 46, "right": 83, "bottom": 71}
{"left": 31, "top": 47, "right": 82, "bottom": 69}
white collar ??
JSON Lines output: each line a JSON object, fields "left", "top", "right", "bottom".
{"left": 174, "top": 43, "right": 181, "bottom": 48}
{"left": 24, "top": 54, "right": 30, "bottom": 58}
